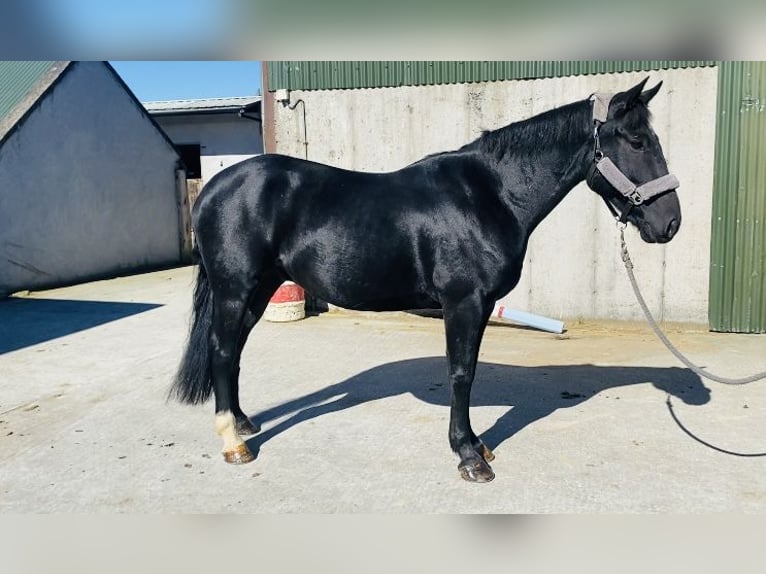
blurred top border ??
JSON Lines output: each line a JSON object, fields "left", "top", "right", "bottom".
{"left": 1, "top": 0, "right": 765, "bottom": 60}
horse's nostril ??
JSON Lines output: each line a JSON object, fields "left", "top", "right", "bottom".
{"left": 666, "top": 218, "right": 679, "bottom": 238}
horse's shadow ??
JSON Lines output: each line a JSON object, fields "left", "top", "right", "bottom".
{"left": 245, "top": 358, "right": 709, "bottom": 455}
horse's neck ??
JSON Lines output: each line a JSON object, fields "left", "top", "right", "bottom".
{"left": 474, "top": 100, "right": 594, "bottom": 236}
{"left": 496, "top": 140, "right": 591, "bottom": 236}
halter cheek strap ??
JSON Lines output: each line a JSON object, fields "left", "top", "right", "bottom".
{"left": 586, "top": 93, "right": 679, "bottom": 222}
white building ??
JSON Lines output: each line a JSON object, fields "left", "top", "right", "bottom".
{"left": 0, "top": 61, "right": 186, "bottom": 298}
{"left": 144, "top": 96, "right": 263, "bottom": 188}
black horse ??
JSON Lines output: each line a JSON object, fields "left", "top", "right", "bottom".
{"left": 172, "top": 78, "right": 682, "bottom": 482}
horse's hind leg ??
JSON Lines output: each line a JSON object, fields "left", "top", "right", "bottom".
{"left": 442, "top": 293, "right": 495, "bottom": 482}
{"left": 231, "top": 273, "right": 284, "bottom": 436}
{"left": 210, "top": 288, "right": 256, "bottom": 464}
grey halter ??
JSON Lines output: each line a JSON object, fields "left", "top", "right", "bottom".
{"left": 586, "top": 93, "right": 679, "bottom": 223}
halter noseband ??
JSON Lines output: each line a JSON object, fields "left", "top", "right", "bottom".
{"left": 586, "top": 93, "right": 679, "bottom": 223}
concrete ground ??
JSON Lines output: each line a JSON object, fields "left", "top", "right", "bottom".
{"left": 1, "top": 266, "right": 765, "bottom": 513}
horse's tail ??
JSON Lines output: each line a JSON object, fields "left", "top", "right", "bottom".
{"left": 170, "top": 255, "right": 215, "bottom": 404}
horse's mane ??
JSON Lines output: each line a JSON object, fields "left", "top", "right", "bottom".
{"left": 461, "top": 99, "right": 593, "bottom": 160}
{"left": 461, "top": 97, "right": 653, "bottom": 162}
{"left": 413, "top": 95, "right": 654, "bottom": 166}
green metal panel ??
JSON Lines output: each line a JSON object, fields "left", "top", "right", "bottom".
{"left": 267, "top": 61, "right": 716, "bottom": 91}
{"left": 710, "top": 61, "right": 766, "bottom": 333}
{"left": 0, "top": 61, "right": 56, "bottom": 122}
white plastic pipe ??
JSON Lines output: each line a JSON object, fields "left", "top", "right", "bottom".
{"left": 492, "top": 304, "right": 565, "bottom": 334}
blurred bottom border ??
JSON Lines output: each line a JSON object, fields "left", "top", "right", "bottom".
{"left": 1, "top": 515, "right": 764, "bottom": 574}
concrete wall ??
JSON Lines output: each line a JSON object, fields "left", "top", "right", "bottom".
{"left": 154, "top": 114, "right": 263, "bottom": 186}
{"left": 270, "top": 67, "right": 718, "bottom": 324}
{"left": 0, "top": 61, "right": 182, "bottom": 296}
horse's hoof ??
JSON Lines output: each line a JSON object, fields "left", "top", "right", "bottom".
{"left": 458, "top": 459, "right": 495, "bottom": 483}
{"left": 236, "top": 418, "right": 260, "bottom": 436}
{"left": 222, "top": 443, "right": 255, "bottom": 464}
{"left": 479, "top": 443, "right": 495, "bottom": 463}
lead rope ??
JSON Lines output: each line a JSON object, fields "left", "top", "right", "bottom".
{"left": 619, "top": 225, "right": 766, "bottom": 385}
{"left": 621, "top": 226, "right": 766, "bottom": 456}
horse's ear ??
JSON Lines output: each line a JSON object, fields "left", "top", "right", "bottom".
{"left": 639, "top": 80, "right": 663, "bottom": 106}
{"left": 612, "top": 77, "right": 649, "bottom": 114}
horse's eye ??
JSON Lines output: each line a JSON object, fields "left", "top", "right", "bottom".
{"left": 617, "top": 127, "right": 644, "bottom": 151}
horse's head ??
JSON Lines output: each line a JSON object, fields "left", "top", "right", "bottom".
{"left": 586, "top": 78, "right": 681, "bottom": 244}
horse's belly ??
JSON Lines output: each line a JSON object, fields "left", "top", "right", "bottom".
{"left": 304, "top": 280, "right": 439, "bottom": 312}
{"left": 284, "top": 241, "right": 438, "bottom": 311}
{"left": 342, "top": 293, "right": 441, "bottom": 312}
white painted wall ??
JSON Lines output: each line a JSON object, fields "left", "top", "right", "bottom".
{"left": 0, "top": 61, "right": 182, "bottom": 296}
{"left": 271, "top": 68, "right": 718, "bottom": 325}
{"left": 154, "top": 114, "right": 263, "bottom": 185}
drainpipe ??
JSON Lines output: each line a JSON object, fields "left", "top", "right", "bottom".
{"left": 273, "top": 87, "right": 308, "bottom": 160}
{"left": 261, "top": 64, "right": 277, "bottom": 154}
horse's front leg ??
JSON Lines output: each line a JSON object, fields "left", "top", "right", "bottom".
{"left": 230, "top": 307, "right": 260, "bottom": 437}
{"left": 442, "top": 293, "right": 495, "bottom": 482}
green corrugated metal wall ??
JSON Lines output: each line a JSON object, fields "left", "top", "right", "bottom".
{"left": 710, "top": 61, "right": 766, "bottom": 333}
{"left": 267, "top": 61, "right": 715, "bottom": 91}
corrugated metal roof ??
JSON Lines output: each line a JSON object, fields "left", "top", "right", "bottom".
{"left": 144, "top": 96, "right": 261, "bottom": 115}
{"left": 0, "top": 61, "right": 56, "bottom": 120}
{"left": 709, "top": 61, "right": 766, "bottom": 333}
{"left": 267, "top": 61, "right": 717, "bottom": 91}
{"left": 0, "top": 61, "right": 70, "bottom": 144}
